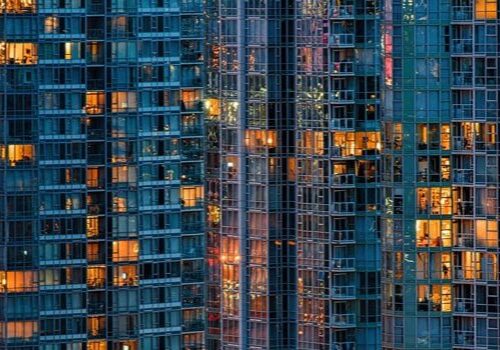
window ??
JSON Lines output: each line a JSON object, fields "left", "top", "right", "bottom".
{"left": 180, "top": 186, "right": 203, "bottom": 207}
{"left": 476, "top": 0, "right": 497, "bottom": 19}
{"left": 416, "top": 220, "right": 452, "bottom": 247}
{"left": 1, "top": 0, "right": 36, "bottom": 13}
{"left": 0, "top": 42, "right": 37, "bottom": 64}
{"left": 0, "top": 271, "right": 37, "bottom": 292}
{"left": 0, "top": 144, "right": 34, "bottom": 167}
{"left": 112, "top": 92, "right": 137, "bottom": 112}
{"left": 112, "top": 240, "right": 139, "bottom": 262}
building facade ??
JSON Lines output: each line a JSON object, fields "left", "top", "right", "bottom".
{"left": 0, "top": 0, "right": 204, "bottom": 349}
{"left": 206, "top": 0, "right": 381, "bottom": 348}
{"left": 382, "top": 0, "right": 499, "bottom": 348}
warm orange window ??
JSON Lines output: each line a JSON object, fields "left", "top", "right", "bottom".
{"left": 476, "top": 0, "right": 497, "bottom": 19}
{"left": 1, "top": 0, "right": 36, "bottom": 13}
{"left": 0, "top": 42, "right": 37, "bottom": 64}
{"left": 86, "top": 217, "right": 100, "bottom": 238}
{"left": 181, "top": 186, "right": 203, "bottom": 207}
{"left": 88, "top": 341, "right": 107, "bottom": 350}
{"left": 113, "top": 265, "right": 138, "bottom": 286}
{"left": 87, "top": 316, "right": 105, "bottom": 337}
{"left": 0, "top": 321, "right": 37, "bottom": 339}
{"left": 0, "top": 271, "right": 37, "bottom": 292}
{"left": 87, "top": 266, "right": 105, "bottom": 288}
{"left": 112, "top": 92, "right": 137, "bottom": 112}
{"left": 205, "top": 98, "right": 220, "bottom": 118}
{"left": 86, "top": 92, "right": 105, "bottom": 114}
{"left": 246, "top": 130, "right": 277, "bottom": 152}
{"left": 416, "top": 220, "right": 452, "bottom": 247}
{"left": 0, "top": 144, "right": 34, "bottom": 167}
{"left": 112, "top": 240, "right": 139, "bottom": 262}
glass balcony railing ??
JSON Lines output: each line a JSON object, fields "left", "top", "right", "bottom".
{"left": 454, "top": 298, "right": 474, "bottom": 313}
{"left": 452, "top": 39, "right": 473, "bottom": 54}
{"left": 332, "top": 341, "right": 355, "bottom": 350}
{"left": 329, "top": 34, "right": 355, "bottom": 47}
{"left": 330, "top": 90, "right": 355, "bottom": 103}
{"left": 331, "top": 229, "right": 355, "bottom": 243}
{"left": 331, "top": 285, "right": 356, "bottom": 299}
{"left": 332, "top": 173, "right": 355, "bottom": 186}
{"left": 331, "top": 313, "right": 356, "bottom": 328}
{"left": 452, "top": 6, "right": 473, "bottom": 21}
{"left": 331, "top": 61, "right": 354, "bottom": 75}
{"left": 331, "top": 257, "right": 356, "bottom": 271}
{"left": 454, "top": 331, "right": 475, "bottom": 346}
{"left": 330, "top": 5, "right": 354, "bottom": 18}
{"left": 331, "top": 202, "right": 355, "bottom": 214}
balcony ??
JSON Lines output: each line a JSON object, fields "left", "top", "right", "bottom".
{"left": 331, "top": 229, "right": 355, "bottom": 244}
{"left": 330, "top": 202, "right": 355, "bottom": 215}
{"left": 452, "top": 6, "right": 473, "bottom": 21}
{"left": 332, "top": 342, "right": 355, "bottom": 350}
{"left": 331, "top": 173, "right": 355, "bottom": 187}
{"left": 329, "top": 34, "right": 355, "bottom": 47}
{"left": 454, "top": 298, "right": 474, "bottom": 313}
{"left": 454, "top": 330, "right": 475, "bottom": 347}
{"left": 452, "top": 104, "right": 473, "bottom": 120}
{"left": 453, "top": 169, "right": 473, "bottom": 183}
{"left": 331, "top": 117, "right": 355, "bottom": 130}
{"left": 452, "top": 72, "right": 473, "bottom": 87}
{"left": 331, "top": 285, "right": 356, "bottom": 300}
{"left": 452, "top": 39, "right": 473, "bottom": 55}
{"left": 331, "top": 258, "right": 355, "bottom": 271}
{"left": 330, "top": 90, "right": 355, "bottom": 103}
{"left": 331, "top": 313, "right": 356, "bottom": 328}
{"left": 454, "top": 233, "right": 474, "bottom": 248}
{"left": 330, "top": 5, "right": 354, "bottom": 18}
{"left": 331, "top": 61, "right": 354, "bottom": 75}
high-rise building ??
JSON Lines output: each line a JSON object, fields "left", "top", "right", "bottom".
{"left": 205, "top": 0, "right": 381, "bottom": 348}
{"left": 382, "top": 0, "right": 499, "bottom": 349}
{"left": 0, "top": 0, "right": 204, "bottom": 349}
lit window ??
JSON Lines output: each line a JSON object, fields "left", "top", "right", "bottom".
{"left": 205, "top": 98, "right": 220, "bottom": 118}
{"left": 0, "top": 321, "right": 37, "bottom": 339}
{"left": 0, "top": 271, "right": 37, "bottom": 292}
{"left": 1, "top": 0, "right": 36, "bottom": 13}
{"left": 0, "top": 144, "right": 34, "bottom": 167}
{"left": 113, "top": 265, "right": 138, "bottom": 287}
{"left": 0, "top": 42, "right": 37, "bottom": 64}
{"left": 112, "top": 240, "right": 139, "bottom": 262}
{"left": 476, "top": 0, "right": 497, "bottom": 19}
{"left": 86, "top": 92, "right": 105, "bottom": 115}
{"left": 181, "top": 186, "right": 203, "bottom": 207}
{"left": 112, "top": 92, "right": 137, "bottom": 112}
{"left": 87, "top": 217, "right": 100, "bottom": 238}
{"left": 87, "top": 266, "right": 105, "bottom": 288}
{"left": 88, "top": 341, "right": 107, "bottom": 350}
{"left": 476, "top": 220, "right": 498, "bottom": 248}
{"left": 87, "top": 316, "right": 105, "bottom": 337}
{"left": 416, "top": 220, "right": 452, "bottom": 247}
{"left": 246, "top": 130, "right": 277, "bottom": 152}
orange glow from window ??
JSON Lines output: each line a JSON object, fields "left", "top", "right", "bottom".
{"left": 416, "top": 220, "right": 452, "bottom": 247}
{"left": 113, "top": 265, "right": 138, "bottom": 286}
{"left": 86, "top": 92, "right": 105, "bottom": 115}
{"left": 246, "top": 130, "right": 277, "bottom": 151}
{"left": 0, "top": 271, "right": 37, "bottom": 292}
{"left": 112, "top": 92, "right": 137, "bottom": 112}
{"left": 476, "top": 0, "right": 497, "bottom": 19}
{"left": 0, "top": 144, "right": 34, "bottom": 166}
{"left": 181, "top": 186, "right": 203, "bottom": 207}
{"left": 0, "top": 321, "right": 37, "bottom": 339}
{"left": 87, "top": 266, "right": 105, "bottom": 288}
{"left": 112, "top": 240, "right": 139, "bottom": 262}
{"left": 205, "top": 98, "right": 220, "bottom": 118}
{"left": 88, "top": 341, "right": 107, "bottom": 350}
{"left": 1, "top": 0, "right": 36, "bottom": 13}
{"left": 0, "top": 42, "right": 37, "bottom": 64}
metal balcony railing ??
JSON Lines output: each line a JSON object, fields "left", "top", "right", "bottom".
{"left": 330, "top": 5, "right": 354, "bottom": 18}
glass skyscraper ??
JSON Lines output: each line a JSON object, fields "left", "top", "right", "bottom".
{"left": 1, "top": 0, "right": 499, "bottom": 349}
{"left": 206, "top": 0, "right": 381, "bottom": 348}
{"left": 382, "top": 0, "right": 499, "bottom": 348}
{"left": 0, "top": 0, "right": 204, "bottom": 349}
